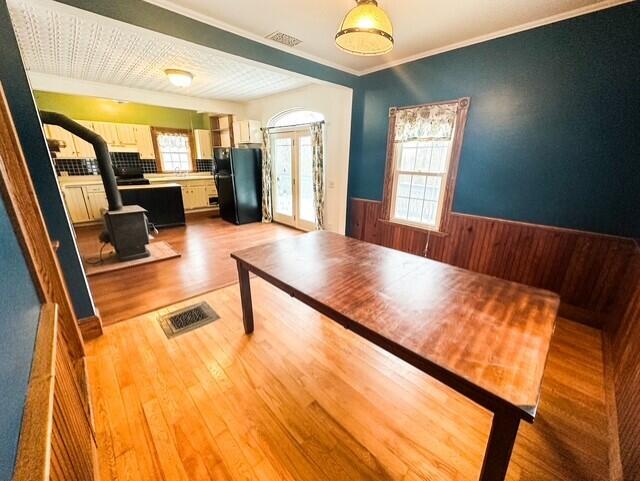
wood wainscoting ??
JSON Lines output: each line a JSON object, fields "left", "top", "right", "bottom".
{"left": 349, "top": 198, "right": 637, "bottom": 329}
{"left": 14, "top": 304, "right": 98, "bottom": 481}
{"left": 604, "top": 248, "right": 640, "bottom": 481}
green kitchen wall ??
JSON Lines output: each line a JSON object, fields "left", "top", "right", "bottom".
{"left": 34, "top": 91, "right": 210, "bottom": 129}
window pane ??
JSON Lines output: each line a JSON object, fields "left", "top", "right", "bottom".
{"left": 397, "top": 174, "right": 412, "bottom": 197}
{"left": 274, "top": 138, "right": 293, "bottom": 216}
{"left": 415, "top": 146, "right": 430, "bottom": 172}
{"left": 298, "top": 136, "right": 315, "bottom": 223}
{"left": 400, "top": 146, "right": 417, "bottom": 171}
{"left": 158, "top": 134, "right": 191, "bottom": 172}
{"left": 408, "top": 198, "right": 423, "bottom": 222}
{"left": 425, "top": 176, "right": 442, "bottom": 201}
{"left": 422, "top": 201, "right": 438, "bottom": 225}
{"left": 410, "top": 175, "right": 426, "bottom": 199}
{"left": 429, "top": 142, "right": 448, "bottom": 172}
{"left": 394, "top": 196, "right": 409, "bottom": 219}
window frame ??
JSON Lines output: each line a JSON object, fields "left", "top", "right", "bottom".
{"left": 381, "top": 97, "right": 470, "bottom": 234}
{"left": 151, "top": 127, "right": 196, "bottom": 173}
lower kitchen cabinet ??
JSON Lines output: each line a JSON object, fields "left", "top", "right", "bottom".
{"left": 60, "top": 177, "right": 217, "bottom": 225}
{"left": 85, "top": 191, "right": 109, "bottom": 220}
{"left": 62, "top": 186, "right": 91, "bottom": 223}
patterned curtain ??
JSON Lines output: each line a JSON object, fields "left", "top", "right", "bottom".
{"left": 260, "top": 129, "right": 273, "bottom": 223}
{"left": 310, "top": 122, "right": 325, "bottom": 230}
{"left": 393, "top": 103, "right": 458, "bottom": 142}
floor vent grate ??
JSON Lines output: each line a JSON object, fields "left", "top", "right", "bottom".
{"left": 159, "top": 302, "right": 219, "bottom": 338}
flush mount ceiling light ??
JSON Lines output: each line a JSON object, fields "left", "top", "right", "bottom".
{"left": 164, "top": 69, "right": 193, "bottom": 87}
{"left": 335, "top": 0, "right": 393, "bottom": 56}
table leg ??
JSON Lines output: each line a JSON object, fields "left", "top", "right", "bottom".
{"left": 236, "top": 261, "right": 254, "bottom": 334}
{"left": 478, "top": 411, "right": 520, "bottom": 481}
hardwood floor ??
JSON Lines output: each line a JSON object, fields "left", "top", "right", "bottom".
{"left": 74, "top": 215, "right": 299, "bottom": 325}
{"left": 87, "top": 279, "right": 610, "bottom": 481}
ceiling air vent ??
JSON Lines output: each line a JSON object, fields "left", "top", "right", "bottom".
{"left": 266, "top": 31, "right": 302, "bottom": 48}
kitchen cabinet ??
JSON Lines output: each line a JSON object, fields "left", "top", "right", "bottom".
{"left": 116, "top": 124, "right": 137, "bottom": 146}
{"left": 62, "top": 186, "right": 90, "bottom": 223}
{"left": 194, "top": 129, "right": 212, "bottom": 159}
{"left": 46, "top": 125, "right": 78, "bottom": 158}
{"left": 74, "top": 121, "right": 96, "bottom": 158}
{"left": 233, "top": 120, "right": 261, "bottom": 144}
{"left": 91, "top": 122, "right": 120, "bottom": 146}
{"left": 134, "top": 125, "right": 156, "bottom": 159}
{"left": 181, "top": 181, "right": 215, "bottom": 211}
{"left": 85, "top": 185, "right": 109, "bottom": 220}
{"left": 58, "top": 175, "right": 217, "bottom": 224}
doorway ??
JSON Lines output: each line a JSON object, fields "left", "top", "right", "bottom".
{"left": 271, "top": 129, "right": 317, "bottom": 231}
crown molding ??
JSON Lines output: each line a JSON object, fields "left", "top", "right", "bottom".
{"left": 357, "top": 0, "right": 634, "bottom": 75}
{"left": 145, "top": 0, "right": 631, "bottom": 77}
{"left": 27, "top": 72, "right": 247, "bottom": 115}
{"left": 142, "top": 0, "right": 362, "bottom": 76}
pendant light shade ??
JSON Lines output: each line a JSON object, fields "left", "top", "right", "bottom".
{"left": 335, "top": 0, "right": 393, "bottom": 56}
{"left": 164, "top": 69, "right": 193, "bottom": 87}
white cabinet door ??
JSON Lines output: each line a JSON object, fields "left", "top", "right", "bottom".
{"left": 248, "top": 120, "right": 262, "bottom": 144}
{"left": 116, "top": 124, "right": 137, "bottom": 146}
{"left": 134, "top": 125, "right": 156, "bottom": 159}
{"left": 194, "top": 129, "right": 212, "bottom": 159}
{"left": 62, "top": 186, "right": 90, "bottom": 223}
{"left": 46, "top": 125, "right": 77, "bottom": 158}
{"left": 74, "top": 121, "right": 96, "bottom": 158}
{"left": 92, "top": 122, "right": 119, "bottom": 146}
{"left": 191, "top": 185, "right": 210, "bottom": 209}
{"left": 85, "top": 190, "right": 109, "bottom": 220}
{"left": 233, "top": 120, "right": 262, "bottom": 144}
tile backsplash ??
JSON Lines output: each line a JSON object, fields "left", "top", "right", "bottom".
{"left": 54, "top": 152, "right": 157, "bottom": 176}
{"left": 195, "top": 159, "right": 214, "bottom": 173}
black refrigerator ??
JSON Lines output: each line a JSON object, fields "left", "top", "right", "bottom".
{"left": 213, "top": 148, "right": 263, "bottom": 225}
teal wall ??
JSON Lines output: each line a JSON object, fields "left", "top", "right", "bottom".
{"left": 349, "top": 2, "right": 639, "bottom": 237}
{"left": 0, "top": 1, "right": 95, "bottom": 319}
{"left": 0, "top": 196, "right": 41, "bottom": 480}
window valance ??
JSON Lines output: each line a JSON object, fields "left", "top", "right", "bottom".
{"left": 392, "top": 102, "right": 458, "bottom": 142}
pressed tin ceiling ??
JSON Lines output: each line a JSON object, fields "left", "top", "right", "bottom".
{"left": 8, "top": 0, "right": 313, "bottom": 102}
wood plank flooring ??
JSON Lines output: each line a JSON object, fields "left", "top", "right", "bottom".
{"left": 75, "top": 215, "right": 299, "bottom": 325}
{"left": 87, "top": 279, "right": 610, "bottom": 481}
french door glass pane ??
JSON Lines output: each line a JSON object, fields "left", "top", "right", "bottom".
{"left": 298, "top": 136, "right": 315, "bottom": 223}
{"left": 274, "top": 138, "right": 293, "bottom": 217}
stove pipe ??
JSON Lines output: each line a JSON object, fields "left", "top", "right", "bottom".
{"left": 39, "top": 111, "right": 123, "bottom": 211}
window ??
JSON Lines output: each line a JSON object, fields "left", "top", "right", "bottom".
{"left": 156, "top": 132, "right": 192, "bottom": 172}
{"left": 268, "top": 109, "right": 324, "bottom": 128}
{"left": 384, "top": 98, "right": 470, "bottom": 232}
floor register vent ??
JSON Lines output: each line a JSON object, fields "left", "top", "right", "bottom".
{"left": 159, "top": 302, "right": 219, "bottom": 338}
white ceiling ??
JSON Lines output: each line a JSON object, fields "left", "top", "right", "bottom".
{"left": 8, "top": 0, "right": 313, "bottom": 102}
{"left": 147, "top": 0, "right": 626, "bottom": 74}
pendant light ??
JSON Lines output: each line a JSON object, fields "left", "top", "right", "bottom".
{"left": 335, "top": 0, "right": 394, "bottom": 56}
{"left": 164, "top": 69, "right": 193, "bottom": 88}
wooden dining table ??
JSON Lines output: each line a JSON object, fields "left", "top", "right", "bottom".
{"left": 231, "top": 231, "right": 559, "bottom": 481}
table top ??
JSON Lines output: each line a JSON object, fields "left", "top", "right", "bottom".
{"left": 231, "top": 231, "right": 559, "bottom": 420}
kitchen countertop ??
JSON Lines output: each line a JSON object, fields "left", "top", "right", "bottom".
{"left": 118, "top": 182, "right": 182, "bottom": 190}
{"left": 58, "top": 173, "right": 214, "bottom": 186}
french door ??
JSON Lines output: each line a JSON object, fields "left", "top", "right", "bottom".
{"left": 272, "top": 130, "right": 316, "bottom": 231}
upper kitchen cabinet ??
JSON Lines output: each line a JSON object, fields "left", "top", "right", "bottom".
{"left": 194, "top": 129, "right": 212, "bottom": 159}
{"left": 233, "top": 120, "right": 261, "bottom": 144}
{"left": 93, "top": 121, "right": 137, "bottom": 151}
{"left": 133, "top": 125, "right": 156, "bottom": 159}
{"left": 45, "top": 124, "right": 95, "bottom": 159}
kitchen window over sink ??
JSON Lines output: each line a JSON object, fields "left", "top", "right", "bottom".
{"left": 156, "top": 131, "right": 193, "bottom": 172}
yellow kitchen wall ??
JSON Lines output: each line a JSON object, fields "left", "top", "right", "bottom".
{"left": 33, "top": 91, "right": 210, "bottom": 130}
